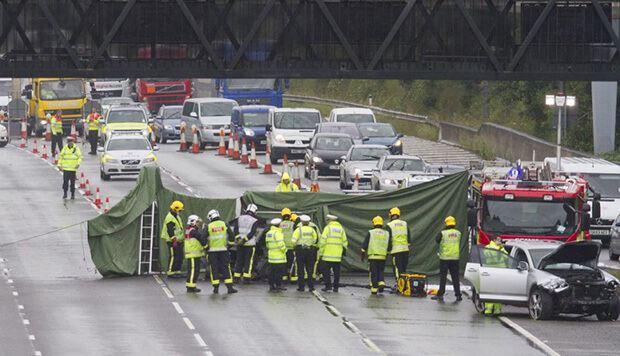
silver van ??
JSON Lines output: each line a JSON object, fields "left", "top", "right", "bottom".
{"left": 180, "top": 98, "right": 237, "bottom": 149}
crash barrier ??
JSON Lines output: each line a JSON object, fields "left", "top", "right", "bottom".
{"left": 397, "top": 274, "right": 427, "bottom": 297}
{"left": 87, "top": 167, "right": 468, "bottom": 277}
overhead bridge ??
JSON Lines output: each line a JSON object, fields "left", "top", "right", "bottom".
{"left": 1, "top": 0, "right": 620, "bottom": 80}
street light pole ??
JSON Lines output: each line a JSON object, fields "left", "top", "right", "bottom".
{"left": 546, "top": 93, "right": 575, "bottom": 171}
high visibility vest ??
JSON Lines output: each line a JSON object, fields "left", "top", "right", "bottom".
{"left": 266, "top": 227, "right": 287, "bottom": 264}
{"left": 51, "top": 115, "right": 63, "bottom": 135}
{"left": 184, "top": 226, "right": 205, "bottom": 258}
{"left": 87, "top": 113, "right": 101, "bottom": 131}
{"left": 58, "top": 144, "right": 82, "bottom": 171}
{"left": 237, "top": 214, "right": 258, "bottom": 246}
{"left": 161, "top": 212, "right": 183, "bottom": 242}
{"left": 439, "top": 228, "right": 461, "bottom": 260}
{"left": 320, "top": 222, "right": 348, "bottom": 262}
{"left": 484, "top": 241, "right": 507, "bottom": 268}
{"left": 279, "top": 219, "right": 295, "bottom": 250}
{"left": 275, "top": 183, "right": 299, "bottom": 192}
{"left": 206, "top": 220, "right": 228, "bottom": 252}
{"left": 388, "top": 219, "right": 409, "bottom": 253}
{"left": 367, "top": 228, "right": 389, "bottom": 260}
{"left": 292, "top": 225, "right": 318, "bottom": 247}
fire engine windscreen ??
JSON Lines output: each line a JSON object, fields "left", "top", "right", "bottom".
{"left": 482, "top": 199, "right": 576, "bottom": 236}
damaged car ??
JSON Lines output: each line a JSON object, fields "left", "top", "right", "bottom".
{"left": 465, "top": 240, "right": 620, "bottom": 320}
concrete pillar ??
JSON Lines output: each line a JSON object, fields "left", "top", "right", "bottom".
{"left": 592, "top": 82, "right": 617, "bottom": 154}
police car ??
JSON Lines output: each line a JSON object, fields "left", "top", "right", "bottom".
{"left": 99, "top": 104, "right": 152, "bottom": 144}
{"left": 98, "top": 132, "right": 158, "bottom": 180}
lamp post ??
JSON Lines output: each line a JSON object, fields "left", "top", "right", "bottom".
{"left": 545, "top": 93, "right": 576, "bottom": 171}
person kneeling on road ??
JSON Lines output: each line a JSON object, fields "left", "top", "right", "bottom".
{"left": 319, "top": 214, "right": 348, "bottom": 292}
{"left": 483, "top": 235, "right": 507, "bottom": 315}
{"left": 275, "top": 172, "right": 299, "bottom": 192}
{"left": 204, "top": 209, "right": 238, "bottom": 294}
{"left": 162, "top": 201, "right": 185, "bottom": 278}
{"left": 185, "top": 215, "right": 208, "bottom": 293}
{"left": 361, "top": 216, "right": 392, "bottom": 295}
{"left": 265, "top": 218, "right": 287, "bottom": 291}
{"left": 292, "top": 215, "right": 319, "bottom": 292}
{"left": 431, "top": 216, "right": 462, "bottom": 302}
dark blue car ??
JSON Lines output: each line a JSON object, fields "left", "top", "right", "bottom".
{"left": 358, "top": 123, "right": 404, "bottom": 155}
{"left": 152, "top": 105, "right": 183, "bottom": 144}
{"left": 231, "top": 105, "right": 275, "bottom": 151}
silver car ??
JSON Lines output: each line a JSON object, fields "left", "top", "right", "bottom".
{"left": 370, "top": 155, "right": 427, "bottom": 190}
{"left": 99, "top": 133, "right": 158, "bottom": 181}
{"left": 339, "top": 144, "right": 390, "bottom": 189}
{"left": 465, "top": 240, "right": 620, "bottom": 320}
{"left": 0, "top": 123, "right": 8, "bottom": 147}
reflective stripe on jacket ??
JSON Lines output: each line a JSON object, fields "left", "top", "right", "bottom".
{"left": 367, "top": 228, "right": 389, "bottom": 260}
{"left": 51, "top": 115, "right": 63, "bottom": 135}
{"left": 292, "top": 225, "right": 318, "bottom": 247}
{"left": 439, "top": 228, "right": 461, "bottom": 260}
{"left": 87, "top": 113, "right": 100, "bottom": 131}
{"left": 58, "top": 144, "right": 82, "bottom": 171}
{"left": 266, "top": 227, "right": 287, "bottom": 264}
{"left": 237, "top": 214, "right": 258, "bottom": 246}
{"left": 161, "top": 212, "right": 183, "bottom": 242}
{"left": 484, "top": 241, "right": 507, "bottom": 267}
{"left": 279, "top": 219, "right": 295, "bottom": 250}
{"left": 184, "top": 226, "right": 205, "bottom": 258}
{"left": 206, "top": 220, "right": 229, "bottom": 252}
{"left": 388, "top": 219, "right": 409, "bottom": 253}
{"left": 319, "top": 222, "right": 348, "bottom": 262}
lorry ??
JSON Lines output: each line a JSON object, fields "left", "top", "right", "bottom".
{"left": 468, "top": 161, "right": 599, "bottom": 245}
{"left": 23, "top": 78, "right": 88, "bottom": 136}
{"left": 134, "top": 78, "right": 193, "bottom": 114}
{"left": 544, "top": 157, "right": 620, "bottom": 244}
{"left": 89, "top": 78, "right": 133, "bottom": 100}
{"left": 216, "top": 79, "right": 288, "bottom": 108}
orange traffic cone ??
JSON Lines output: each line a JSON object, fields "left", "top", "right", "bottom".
{"left": 247, "top": 142, "right": 258, "bottom": 169}
{"left": 41, "top": 144, "right": 48, "bottom": 159}
{"left": 261, "top": 145, "right": 275, "bottom": 174}
{"left": 104, "top": 197, "right": 110, "bottom": 213}
{"left": 45, "top": 120, "right": 51, "bottom": 141}
{"left": 239, "top": 138, "right": 248, "bottom": 164}
{"left": 310, "top": 166, "right": 320, "bottom": 192}
{"left": 217, "top": 128, "right": 226, "bottom": 155}
{"left": 282, "top": 154, "right": 289, "bottom": 175}
{"left": 84, "top": 180, "right": 91, "bottom": 196}
{"left": 20, "top": 118, "right": 27, "bottom": 140}
{"left": 227, "top": 132, "right": 234, "bottom": 157}
{"left": 94, "top": 187, "right": 102, "bottom": 206}
{"left": 190, "top": 126, "right": 201, "bottom": 154}
{"left": 231, "top": 134, "right": 240, "bottom": 160}
{"left": 71, "top": 120, "right": 77, "bottom": 142}
{"left": 54, "top": 150, "right": 59, "bottom": 165}
{"left": 79, "top": 172, "right": 86, "bottom": 188}
{"left": 178, "top": 123, "right": 187, "bottom": 152}
{"left": 353, "top": 173, "right": 360, "bottom": 191}
{"left": 32, "top": 139, "right": 39, "bottom": 153}
{"left": 293, "top": 161, "right": 301, "bottom": 187}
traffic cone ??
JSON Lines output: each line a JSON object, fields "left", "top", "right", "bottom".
{"left": 261, "top": 145, "right": 275, "bottom": 174}
{"left": 41, "top": 144, "right": 48, "bottom": 159}
{"left": 231, "top": 134, "right": 240, "bottom": 160}
{"left": 54, "top": 150, "right": 59, "bottom": 165}
{"left": 45, "top": 121, "right": 51, "bottom": 141}
{"left": 247, "top": 142, "right": 258, "bottom": 169}
{"left": 293, "top": 161, "right": 301, "bottom": 187}
{"left": 20, "top": 118, "right": 27, "bottom": 140}
{"left": 104, "top": 197, "right": 110, "bottom": 213}
{"left": 94, "top": 187, "right": 101, "bottom": 206}
{"left": 178, "top": 123, "right": 187, "bottom": 152}
{"left": 310, "top": 166, "right": 320, "bottom": 192}
{"left": 353, "top": 173, "right": 360, "bottom": 190}
{"left": 240, "top": 138, "right": 249, "bottom": 164}
{"left": 151, "top": 132, "right": 156, "bottom": 148}
{"left": 84, "top": 180, "right": 91, "bottom": 196}
{"left": 217, "top": 128, "right": 226, "bottom": 155}
{"left": 32, "top": 139, "right": 39, "bottom": 153}
{"left": 79, "top": 172, "right": 86, "bottom": 188}
{"left": 282, "top": 154, "right": 289, "bottom": 175}
{"left": 190, "top": 126, "right": 201, "bottom": 154}
{"left": 71, "top": 120, "right": 77, "bottom": 142}
{"left": 227, "top": 132, "right": 234, "bottom": 157}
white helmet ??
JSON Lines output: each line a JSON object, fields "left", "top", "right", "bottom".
{"left": 207, "top": 209, "right": 220, "bottom": 221}
{"left": 270, "top": 218, "right": 282, "bottom": 226}
{"left": 246, "top": 204, "right": 258, "bottom": 214}
{"left": 46, "top": 113, "right": 52, "bottom": 119}
{"left": 187, "top": 214, "right": 201, "bottom": 226}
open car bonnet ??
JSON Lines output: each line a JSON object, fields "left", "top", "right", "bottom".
{"left": 538, "top": 241, "right": 601, "bottom": 269}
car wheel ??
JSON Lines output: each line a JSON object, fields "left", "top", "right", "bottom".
{"left": 609, "top": 247, "right": 619, "bottom": 261}
{"left": 339, "top": 177, "right": 345, "bottom": 189}
{"left": 100, "top": 169, "right": 110, "bottom": 181}
{"left": 269, "top": 150, "right": 279, "bottom": 164}
{"left": 0, "top": 142, "right": 7, "bottom": 147}
{"left": 528, "top": 289, "right": 553, "bottom": 320}
{"left": 472, "top": 287, "right": 485, "bottom": 314}
{"left": 597, "top": 293, "right": 620, "bottom": 321}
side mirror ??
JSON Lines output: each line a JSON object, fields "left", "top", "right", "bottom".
{"left": 592, "top": 201, "right": 601, "bottom": 219}
{"left": 265, "top": 124, "right": 272, "bottom": 132}
{"left": 582, "top": 203, "right": 591, "bottom": 213}
{"left": 130, "top": 92, "right": 138, "bottom": 102}
{"left": 190, "top": 112, "right": 197, "bottom": 118}
{"left": 362, "top": 136, "right": 370, "bottom": 142}
{"left": 467, "top": 208, "right": 477, "bottom": 227}
{"left": 153, "top": 146, "right": 160, "bottom": 151}
{"left": 340, "top": 155, "right": 346, "bottom": 161}
{"left": 156, "top": 116, "right": 162, "bottom": 120}
{"left": 593, "top": 192, "right": 601, "bottom": 200}
{"left": 517, "top": 261, "right": 529, "bottom": 271}
{"left": 97, "top": 146, "right": 104, "bottom": 152}
{"left": 24, "top": 90, "right": 32, "bottom": 100}
{"left": 397, "top": 133, "right": 404, "bottom": 138}
{"left": 582, "top": 213, "right": 591, "bottom": 231}
{"left": 148, "top": 118, "right": 155, "bottom": 124}
{"left": 25, "top": 84, "right": 32, "bottom": 91}
{"left": 615, "top": 222, "right": 620, "bottom": 227}
{"left": 466, "top": 199, "right": 476, "bottom": 208}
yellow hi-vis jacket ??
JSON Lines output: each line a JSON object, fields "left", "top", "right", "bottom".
{"left": 319, "top": 221, "right": 348, "bottom": 262}
{"left": 266, "top": 226, "right": 287, "bottom": 264}
{"left": 58, "top": 144, "right": 82, "bottom": 171}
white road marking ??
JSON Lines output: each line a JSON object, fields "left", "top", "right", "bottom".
{"left": 13, "top": 291, "right": 18, "bottom": 296}
{"left": 18, "top": 305, "right": 24, "bottom": 310}
{"left": 498, "top": 316, "right": 561, "bottom": 356}
{"left": 162, "top": 287, "right": 174, "bottom": 299}
{"left": 29, "top": 335, "right": 35, "bottom": 340}
{"left": 172, "top": 302, "right": 184, "bottom": 314}
{"left": 23, "top": 319, "right": 30, "bottom": 325}
{"left": 7, "top": 279, "right": 13, "bottom": 283}
{"left": 194, "top": 333, "right": 206, "bottom": 347}
{"left": 153, "top": 275, "right": 164, "bottom": 285}
{"left": 183, "top": 317, "right": 195, "bottom": 330}
{"left": 35, "top": 351, "right": 42, "bottom": 356}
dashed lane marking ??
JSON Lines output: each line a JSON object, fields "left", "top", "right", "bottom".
{"left": 173, "top": 302, "right": 184, "bottom": 315}
{"left": 35, "top": 351, "right": 42, "bottom": 356}
{"left": 183, "top": 317, "right": 195, "bottom": 330}
{"left": 162, "top": 287, "right": 174, "bottom": 299}
{"left": 23, "top": 319, "right": 30, "bottom": 325}
{"left": 29, "top": 335, "right": 35, "bottom": 341}
{"left": 13, "top": 291, "right": 18, "bottom": 296}
{"left": 498, "top": 316, "right": 561, "bottom": 356}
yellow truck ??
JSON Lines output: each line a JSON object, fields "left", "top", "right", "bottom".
{"left": 23, "top": 78, "right": 87, "bottom": 136}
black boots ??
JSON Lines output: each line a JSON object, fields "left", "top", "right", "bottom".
{"left": 213, "top": 285, "right": 219, "bottom": 294}
{"left": 62, "top": 192, "right": 67, "bottom": 199}
{"left": 226, "top": 284, "right": 238, "bottom": 294}
{"left": 187, "top": 287, "right": 201, "bottom": 293}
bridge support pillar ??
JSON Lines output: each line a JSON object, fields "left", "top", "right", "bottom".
{"left": 592, "top": 82, "right": 617, "bottom": 154}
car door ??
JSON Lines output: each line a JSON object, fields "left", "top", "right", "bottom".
{"left": 475, "top": 246, "right": 528, "bottom": 302}
{"left": 611, "top": 214, "right": 620, "bottom": 253}
{"left": 305, "top": 137, "right": 316, "bottom": 167}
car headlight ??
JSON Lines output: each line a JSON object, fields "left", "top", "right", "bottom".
{"left": 164, "top": 125, "right": 173, "bottom": 130}
{"left": 275, "top": 134, "right": 286, "bottom": 143}
{"left": 102, "top": 154, "right": 118, "bottom": 164}
{"left": 142, "top": 129, "right": 149, "bottom": 137}
{"left": 244, "top": 128, "right": 255, "bottom": 137}
{"left": 312, "top": 156, "right": 323, "bottom": 163}
{"left": 384, "top": 179, "right": 396, "bottom": 185}
{"left": 394, "top": 139, "right": 402, "bottom": 147}
{"left": 201, "top": 124, "right": 213, "bottom": 130}
{"left": 144, "top": 154, "right": 156, "bottom": 163}
{"left": 106, "top": 130, "right": 113, "bottom": 138}
{"left": 542, "top": 278, "right": 569, "bottom": 293}
{"left": 40, "top": 119, "right": 47, "bottom": 126}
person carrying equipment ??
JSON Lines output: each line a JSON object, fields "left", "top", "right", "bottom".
{"left": 161, "top": 201, "right": 185, "bottom": 278}
{"left": 204, "top": 209, "right": 238, "bottom": 294}
{"left": 185, "top": 215, "right": 208, "bottom": 293}
{"left": 361, "top": 216, "right": 392, "bottom": 295}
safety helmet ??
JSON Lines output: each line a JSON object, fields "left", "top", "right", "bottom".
{"left": 271, "top": 218, "right": 282, "bottom": 226}
{"left": 445, "top": 216, "right": 456, "bottom": 226}
{"left": 170, "top": 201, "right": 184, "bottom": 213}
{"left": 389, "top": 207, "right": 401, "bottom": 217}
{"left": 281, "top": 208, "right": 292, "bottom": 217}
{"left": 187, "top": 214, "right": 201, "bottom": 226}
{"left": 246, "top": 204, "right": 258, "bottom": 214}
{"left": 300, "top": 215, "right": 311, "bottom": 223}
{"left": 46, "top": 113, "right": 52, "bottom": 119}
{"left": 291, "top": 213, "right": 299, "bottom": 221}
{"left": 207, "top": 209, "right": 220, "bottom": 221}
{"left": 372, "top": 216, "right": 384, "bottom": 226}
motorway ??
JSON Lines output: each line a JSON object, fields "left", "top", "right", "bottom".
{"left": 1, "top": 139, "right": 619, "bottom": 356}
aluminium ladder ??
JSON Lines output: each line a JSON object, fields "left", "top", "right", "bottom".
{"left": 138, "top": 202, "right": 160, "bottom": 274}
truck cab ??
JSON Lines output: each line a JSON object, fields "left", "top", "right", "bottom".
{"left": 217, "top": 78, "right": 288, "bottom": 107}
{"left": 231, "top": 105, "right": 274, "bottom": 151}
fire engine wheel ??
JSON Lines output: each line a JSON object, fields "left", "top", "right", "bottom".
{"left": 472, "top": 288, "right": 485, "bottom": 314}
{"left": 528, "top": 289, "right": 553, "bottom": 320}
{"left": 597, "top": 294, "right": 620, "bottom": 321}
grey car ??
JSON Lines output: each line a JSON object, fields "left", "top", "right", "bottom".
{"left": 0, "top": 123, "right": 8, "bottom": 147}
{"left": 339, "top": 144, "right": 390, "bottom": 189}
{"left": 370, "top": 155, "right": 427, "bottom": 190}
{"left": 465, "top": 240, "right": 620, "bottom": 320}
{"left": 609, "top": 212, "right": 620, "bottom": 260}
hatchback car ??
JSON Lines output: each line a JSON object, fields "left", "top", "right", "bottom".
{"left": 358, "top": 123, "right": 403, "bottom": 155}
{"left": 339, "top": 144, "right": 390, "bottom": 189}
{"left": 152, "top": 105, "right": 182, "bottom": 143}
{"left": 370, "top": 155, "right": 427, "bottom": 190}
{"left": 315, "top": 122, "right": 363, "bottom": 143}
{"left": 99, "top": 133, "right": 158, "bottom": 181}
{"left": 465, "top": 240, "right": 620, "bottom": 320}
{"left": 608, "top": 213, "right": 620, "bottom": 260}
{"left": 304, "top": 133, "right": 354, "bottom": 177}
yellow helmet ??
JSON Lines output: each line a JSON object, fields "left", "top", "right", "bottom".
{"left": 372, "top": 216, "right": 384, "bottom": 226}
{"left": 389, "top": 207, "right": 400, "bottom": 217}
{"left": 291, "top": 213, "right": 299, "bottom": 222}
{"left": 445, "top": 216, "right": 456, "bottom": 226}
{"left": 170, "top": 200, "right": 184, "bottom": 213}
{"left": 281, "top": 208, "right": 292, "bottom": 217}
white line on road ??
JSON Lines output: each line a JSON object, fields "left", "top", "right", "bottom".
{"left": 153, "top": 275, "right": 164, "bottom": 285}
{"left": 18, "top": 305, "right": 24, "bottom": 310}
{"left": 172, "top": 302, "right": 184, "bottom": 314}
{"left": 183, "top": 317, "right": 195, "bottom": 330}
{"left": 194, "top": 333, "right": 207, "bottom": 347}
{"left": 23, "top": 319, "right": 30, "bottom": 325}
{"left": 162, "top": 287, "right": 174, "bottom": 299}
{"left": 35, "top": 351, "right": 42, "bottom": 356}
{"left": 29, "top": 335, "right": 35, "bottom": 340}
{"left": 13, "top": 291, "right": 18, "bottom": 296}
{"left": 498, "top": 316, "right": 561, "bottom": 356}
{"left": 7, "top": 279, "right": 13, "bottom": 283}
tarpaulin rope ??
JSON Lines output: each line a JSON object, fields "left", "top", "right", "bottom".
{"left": 0, "top": 220, "right": 89, "bottom": 248}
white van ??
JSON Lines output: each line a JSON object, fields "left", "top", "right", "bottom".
{"left": 266, "top": 107, "right": 321, "bottom": 162}
{"left": 181, "top": 98, "right": 237, "bottom": 149}
{"left": 545, "top": 156, "right": 620, "bottom": 243}
{"left": 329, "top": 107, "right": 376, "bottom": 124}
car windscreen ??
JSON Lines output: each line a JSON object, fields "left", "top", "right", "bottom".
{"left": 350, "top": 147, "right": 390, "bottom": 161}
{"left": 107, "top": 139, "right": 150, "bottom": 151}
{"left": 359, "top": 124, "right": 396, "bottom": 137}
{"left": 107, "top": 110, "right": 146, "bottom": 124}
{"left": 481, "top": 199, "right": 576, "bottom": 236}
{"left": 337, "top": 114, "right": 375, "bottom": 124}
{"left": 200, "top": 102, "right": 236, "bottom": 117}
{"left": 102, "top": 98, "right": 134, "bottom": 105}
{"left": 582, "top": 173, "right": 620, "bottom": 198}
{"left": 0, "top": 80, "right": 12, "bottom": 93}
{"left": 274, "top": 112, "right": 320, "bottom": 129}
{"left": 315, "top": 137, "right": 353, "bottom": 151}
{"left": 427, "top": 166, "right": 466, "bottom": 174}
{"left": 529, "top": 248, "right": 555, "bottom": 268}
{"left": 227, "top": 79, "right": 277, "bottom": 91}
{"left": 542, "top": 262, "right": 596, "bottom": 271}
{"left": 320, "top": 125, "right": 361, "bottom": 139}
{"left": 163, "top": 107, "right": 182, "bottom": 120}
{"left": 240, "top": 112, "right": 269, "bottom": 126}
{"left": 382, "top": 159, "right": 425, "bottom": 171}
{"left": 39, "top": 80, "right": 85, "bottom": 100}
